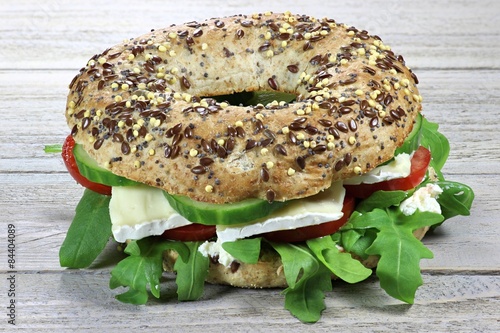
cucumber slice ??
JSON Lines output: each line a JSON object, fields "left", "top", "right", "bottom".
{"left": 395, "top": 112, "right": 423, "bottom": 155}
{"left": 73, "top": 144, "right": 140, "bottom": 186}
{"left": 163, "top": 192, "right": 289, "bottom": 226}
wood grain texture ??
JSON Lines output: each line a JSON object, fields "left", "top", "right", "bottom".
{"left": 0, "top": 0, "right": 499, "bottom": 331}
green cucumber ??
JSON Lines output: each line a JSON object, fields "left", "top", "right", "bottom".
{"left": 163, "top": 191, "right": 289, "bottom": 226}
{"left": 395, "top": 112, "right": 423, "bottom": 155}
{"left": 73, "top": 143, "right": 140, "bottom": 186}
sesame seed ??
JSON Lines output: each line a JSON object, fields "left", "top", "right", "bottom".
{"left": 355, "top": 89, "right": 364, "bottom": 96}
{"left": 134, "top": 161, "right": 141, "bottom": 168}
{"left": 287, "top": 168, "right": 296, "bottom": 176}
{"left": 148, "top": 149, "right": 155, "bottom": 156}
{"left": 260, "top": 148, "right": 269, "bottom": 155}
{"left": 145, "top": 133, "right": 154, "bottom": 142}
{"left": 266, "top": 161, "right": 274, "bottom": 169}
{"left": 348, "top": 136, "right": 357, "bottom": 145}
{"left": 205, "top": 185, "right": 214, "bottom": 193}
{"left": 354, "top": 166, "right": 362, "bottom": 174}
{"left": 235, "top": 120, "right": 243, "bottom": 127}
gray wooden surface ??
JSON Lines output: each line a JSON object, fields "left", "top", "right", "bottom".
{"left": 1, "top": 0, "right": 499, "bottom": 331}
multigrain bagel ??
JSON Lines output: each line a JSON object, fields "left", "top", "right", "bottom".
{"left": 162, "top": 226, "right": 430, "bottom": 288}
{"left": 66, "top": 11, "right": 422, "bottom": 204}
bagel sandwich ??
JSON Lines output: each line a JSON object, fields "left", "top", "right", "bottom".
{"left": 57, "top": 11, "right": 474, "bottom": 323}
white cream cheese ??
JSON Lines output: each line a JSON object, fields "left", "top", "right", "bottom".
{"left": 400, "top": 183, "right": 443, "bottom": 216}
{"left": 343, "top": 153, "right": 412, "bottom": 185}
{"left": 198, "top": 238, "right": 236, "bottom": 267}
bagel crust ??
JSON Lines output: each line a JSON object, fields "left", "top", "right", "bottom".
{"left": 66, "top": 11, "right": 422, "bottom": 204}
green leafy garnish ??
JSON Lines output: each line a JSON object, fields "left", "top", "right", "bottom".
{"left": 271, "top": 242, "right": 332, "bottom": 323}
{"left": 44, "top": 144, "right": 62, "bottom": 153}
{"left": 59, "top": 189, "right": 112, "bottom": 268}
{"left": 222, "top": 238, "right": 261, "bottom": 264}
{"left": 346, "top": 207, "right": 444, "bottom": 303}
{"left": 306, "top": 237, "right": 372, "bottom": 283}
{"left": 109, "top": 239, "right": 208, "bottom": 304}
{"left": 434, "top": 181, "right": 474, "bottom": 219}
{"left": 355, "top": 190, "right": 408, "bottom": 213}
{"left": 420, "top": 117, "right": 450, "bottom": 178}
{"left": 173, "top": 241, "right": 209, "bottom": 301}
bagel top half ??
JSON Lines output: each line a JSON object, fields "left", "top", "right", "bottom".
{"left": 66, "top": 11, "right": 422, "bottom": 204}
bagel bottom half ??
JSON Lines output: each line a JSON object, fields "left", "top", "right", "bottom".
{"left": 162, "top": 227, "right": 430, "bottom": 289}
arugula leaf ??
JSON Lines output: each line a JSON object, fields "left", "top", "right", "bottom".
{"left": 59, "top": 189, "right": 112, "bottom": 268}
{"left": 306, "top": 237, "right": 372, "bottom": 283}
{"left": 174, "top": 241, "right": 209, "bottom": 301}
{"left": 355, "top": 190, "right": 408, "bottom": 213}
{"left": 351, "top": 208, "right": 444, "bottom": 303}
{"left": 109, "top": 239, "right": 207, "bottom": 304}
{"left": 271, "top": 242, "right": 332, "bottom": 323}
{"left": 395, "top": 112, "right": 423, "bottom": 155}
{"left": 435, "top": 181, "right": 474, "bottom": 219}
{"left": 420, "top": 117, "right": 450, "bottom": 177}
{"left": 221, "top": 238, "right": 261, "bottom": 264}
{"left": 283, "top": 264, "right": 332, "bottom": 323}
{"left": 271, "top": 242, "right": 319, "bottom": 289}
{"left": 109, "top": 238, "right": 172, "bottom": 304}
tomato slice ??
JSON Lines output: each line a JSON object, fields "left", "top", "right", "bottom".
{"left": 344, "top": 146, "right": 431, "bottom": 199}
{"left": 262, "top": 195, "right": 356, "bottom": 243}
{"left": 62, "top": 135, "right": 112, "bottom": 196}
{"left": 161, "top": 223, "right": 216, "bottom": 241}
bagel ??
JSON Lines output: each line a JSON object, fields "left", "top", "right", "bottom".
{"left": 65, "top": 11, "right": 422, "bottom": 204}
{"left": 59, "top": 11, "right": 477, "bottom": 323}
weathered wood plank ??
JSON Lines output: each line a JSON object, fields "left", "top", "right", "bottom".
{"left": 1, "top": 0, "right": 499, "bottom": 69}
{"left": 6, "top": 272, "right": 499, "bottom": 332}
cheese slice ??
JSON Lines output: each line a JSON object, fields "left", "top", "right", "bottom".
{"left": 109, "top": 181, "right": 346, "bottom": 243}
{"left": 110, "top": 185, "right": 191, "bottom": 242}
{"left": 215, "top": 181, "right": 345, "bottom": 243}
{"left": 343, "top": 152, "right": 412, "bottom": 185}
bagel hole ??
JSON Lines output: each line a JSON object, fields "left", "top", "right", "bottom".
{"left": 208, "top": 91, "right": 296, "bottom": 107}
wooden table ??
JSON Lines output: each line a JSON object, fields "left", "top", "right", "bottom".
{"left": 1, "top": 0, "right": 499, "bottom": 331}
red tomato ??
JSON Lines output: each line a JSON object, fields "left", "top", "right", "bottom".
{"left": 161, "top": 223, "right": 216, "bottom": 241}
{"left": 262, "top": 195, "right": 356, "bottom": 243}
{"left": 344, "top": 146, "right": 431, "bottom": 199}
{"left": 62, "top": 135, "right": 112, "bottom": 196}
